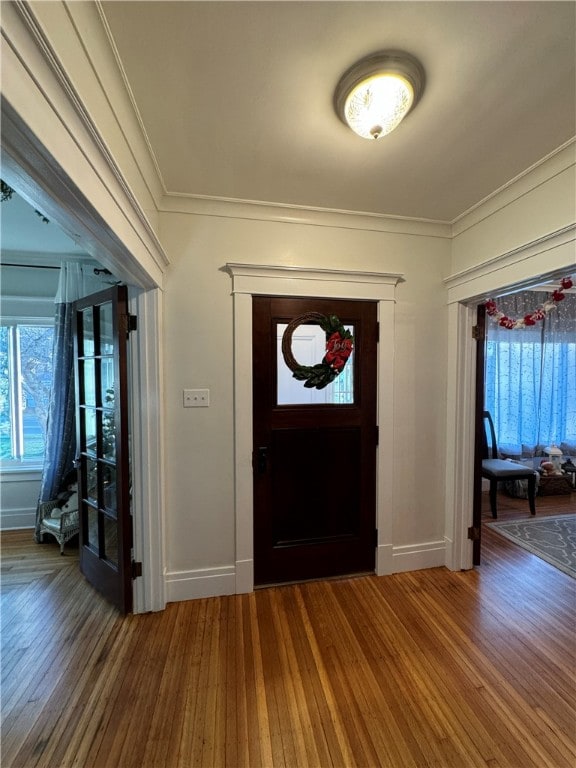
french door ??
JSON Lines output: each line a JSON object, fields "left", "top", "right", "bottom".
{"left": 252, "top": 296, "right": 378, "bottom": 586}
{"left": 73, "top": 285, "right": 134, "bottom": 613}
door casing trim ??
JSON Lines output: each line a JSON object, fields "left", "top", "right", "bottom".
{"left": 226, "top": 263, "right": 403, "bottom": 593}
{"left": 443, "top": 228, "right": 576, "bottom": 571}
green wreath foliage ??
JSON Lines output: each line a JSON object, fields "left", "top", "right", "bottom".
{"left": 289, "top": 315, "right": 353, "bottom": 390}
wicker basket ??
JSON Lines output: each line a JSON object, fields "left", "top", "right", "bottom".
{"left": 538, "top": 474, "right": 573, "bottom": 496}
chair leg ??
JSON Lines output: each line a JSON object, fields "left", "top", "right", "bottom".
{"left": 489, "top": 480, "right": 498, "bottom": 518}
{"left": 527, "top": 474, "right": 536, "bottom": 515}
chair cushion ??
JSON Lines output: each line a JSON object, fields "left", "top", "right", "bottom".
{"left": 482, "top": 459, "right": 537, "bottom": 479}
{"left": 41, "top": 517, "right": 62, "bottom": 532}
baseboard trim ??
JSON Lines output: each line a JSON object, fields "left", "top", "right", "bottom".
{"left": 0, "top": 510, "right": 36, "bottom": 530}
{"left": 165, "top": 566, "right": 236, "bottom": 603}
{"left": 165, "top": 541, "right": 448, "bottom": 603}
{"left": 391, "top": 539, "right": 447, "bottom": 573}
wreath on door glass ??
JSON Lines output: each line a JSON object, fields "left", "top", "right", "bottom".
{"left": 281, "top": 312, "right": 354, "bottom": 390}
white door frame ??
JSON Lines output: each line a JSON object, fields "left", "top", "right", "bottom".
{"left": 443, "top": 227, "right": 576, "bottom": 571}
{"left": 1, "top": 13, "right": 168, "bottom": 611}
{"left": 226, "top": 263, "right": 403, "bottom": 593}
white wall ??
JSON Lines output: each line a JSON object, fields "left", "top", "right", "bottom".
{"left": 160, "top": 210, "right": 451, "bottom": 584}
{"left": 451, "top": 142, "right": 575, "bottom": 280}
{"left": 0, "top": 470, "right": 42, "bottom": 529}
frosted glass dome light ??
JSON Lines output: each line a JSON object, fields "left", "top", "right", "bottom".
{"left": 334, "top": 51, "right": 425, "bottom": 140}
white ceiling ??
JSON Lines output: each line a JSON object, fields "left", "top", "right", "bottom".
{"left": 0, "top": 193, "right": 84, "bottom": 256}
{"left": 1, "top": 1, "right": 574, "bottom": 262}
{"left": 0, "top": 189, "right": 87, "bottom": 262}
{"left": 100, "top": 0, "right": 576, "bottom": 222}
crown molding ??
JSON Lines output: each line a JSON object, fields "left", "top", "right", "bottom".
{"left": 451, "top": 139, "right": 576, "bottom": 236}
{"left": 2, "top": 1, "right": 169, "bottom": 282}
{"left": 444, "top": 224, "right": 576, "bottom": 304}
{"left": 161, "top": 194, "right": 452, "bottom": 239}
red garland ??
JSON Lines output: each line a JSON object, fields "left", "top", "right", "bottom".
{"left": 486, "top": 276, "right": 573, "bottom": 329}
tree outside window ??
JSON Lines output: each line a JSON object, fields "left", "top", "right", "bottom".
{"left": 0, "top": 323, "right": 54, "bottom": 463}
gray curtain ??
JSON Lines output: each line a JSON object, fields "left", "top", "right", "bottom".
{"left": 36, "top": 302, "right": 76, "bottom": 505}
{"left": 35, "top": 263, "right": 104, "bottom": 540}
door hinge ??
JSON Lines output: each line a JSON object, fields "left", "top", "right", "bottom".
{"left": 131, "top": 560, "right": 143, "bottom": 579}
{"left": 467, "top": 526, "right": 481, "bottom": 541}
{"left": 127, "top": 314, "right": 138, "bottom": 333}
{"left": 376, "top": 321, "right": 380, "bottom": 343}
{"left": 375, "top": 425, "right": 379, "bottom": 446}
{"left": 472, "top": 325, "right": 484, "bottom": 341}
{"left": 374, "top": 529, "right": 379, "bottom": 547}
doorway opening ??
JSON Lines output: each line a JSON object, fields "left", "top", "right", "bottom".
{"left": 472, "top": 280, "right": 576, "bottom": 564}
{"left": 1, "top": 142, "right": 166, "bottom": 613}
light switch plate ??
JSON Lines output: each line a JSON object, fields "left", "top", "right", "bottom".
{"left": 183, "top": 388, "right": 210, "bottom": 407}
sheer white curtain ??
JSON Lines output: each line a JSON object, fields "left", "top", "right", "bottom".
{"left": 35, "top": 262, "right": 106, "bottom": 539}
{"left": 484, "top": 291, "right": 576, "bottom": 454}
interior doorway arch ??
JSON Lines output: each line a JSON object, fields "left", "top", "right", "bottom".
{"left": 444, "top": 229, "right": 576, "bottom": 573}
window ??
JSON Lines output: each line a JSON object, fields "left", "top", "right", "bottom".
{"left": 485, "top": 338, "right": 576, "bottom": 447}
{"left": 484, "top": 290, "right": 576, "bottom": 452}
{"left": 276, "top": 322, "right": 355, "bottom": 405}
{"left": 0, "top": 323, "right": 54, "bottom": 465}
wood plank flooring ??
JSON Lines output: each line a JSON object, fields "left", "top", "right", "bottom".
{"left": 1, "top": 493, "right": 575, "bottom": 768}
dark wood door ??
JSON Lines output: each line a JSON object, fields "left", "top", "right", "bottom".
{"left": 253, "top": 296, "right": 378, "bottom": 586}
{"left": 73, "top": 285, "right": 133, "bottom": 613}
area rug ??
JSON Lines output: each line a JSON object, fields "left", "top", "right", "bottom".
{"left": 486, "top": 514, "right": 576, "bottom": 578}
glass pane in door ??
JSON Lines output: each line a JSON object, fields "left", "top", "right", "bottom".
{"left": 102, "top": 410, "right": 116, "bottom": 461}
{"left": 82, "top": 408, "right": 97, "bottom": 456}
{"left": 87, "top": 504, "right": 99, "bottom": 553}
{"left": 277, "top": 322, "right": 355, "bottom": 405}
{"left": 82, "top": 359, "right": 97, "bottom": 406}
{"left": 80, "top": 308, "right": 95, "bottom": 357}
{"left": 103, "top": 515, "right": 118, "bottom": 566}
{"left": 101, "top": 357, "right": 115, "bottom": 407}
{"left": 86, "top": 457, "right": 98, "bottom": 504}
{"left": 99, "top": 302, "right": 114, "bottom": 355}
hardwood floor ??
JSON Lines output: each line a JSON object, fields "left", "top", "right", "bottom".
{"left": 1, "top": 494, "right": 575, "bottom": 768}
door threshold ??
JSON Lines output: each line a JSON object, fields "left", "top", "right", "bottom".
{"left": 255, "top": 571, "right": 375, "bottom": 590}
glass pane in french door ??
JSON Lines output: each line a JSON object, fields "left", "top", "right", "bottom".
{"left": 77, "top": 301, "right": 117, "bottom": 564}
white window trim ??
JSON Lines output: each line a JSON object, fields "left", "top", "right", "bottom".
{"left": 0, "top": 317, "right": 55, "bottom": 472}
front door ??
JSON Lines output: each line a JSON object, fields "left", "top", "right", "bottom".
{"left": 253, "top": 296, "right": 378, "bottom": 586}
{"left": 73, "top": 285, "right": 133, "bottom": 613}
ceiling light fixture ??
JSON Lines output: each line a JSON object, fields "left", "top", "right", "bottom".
{"left": 334, "top": 50, "right": 425, "bottom": 140}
